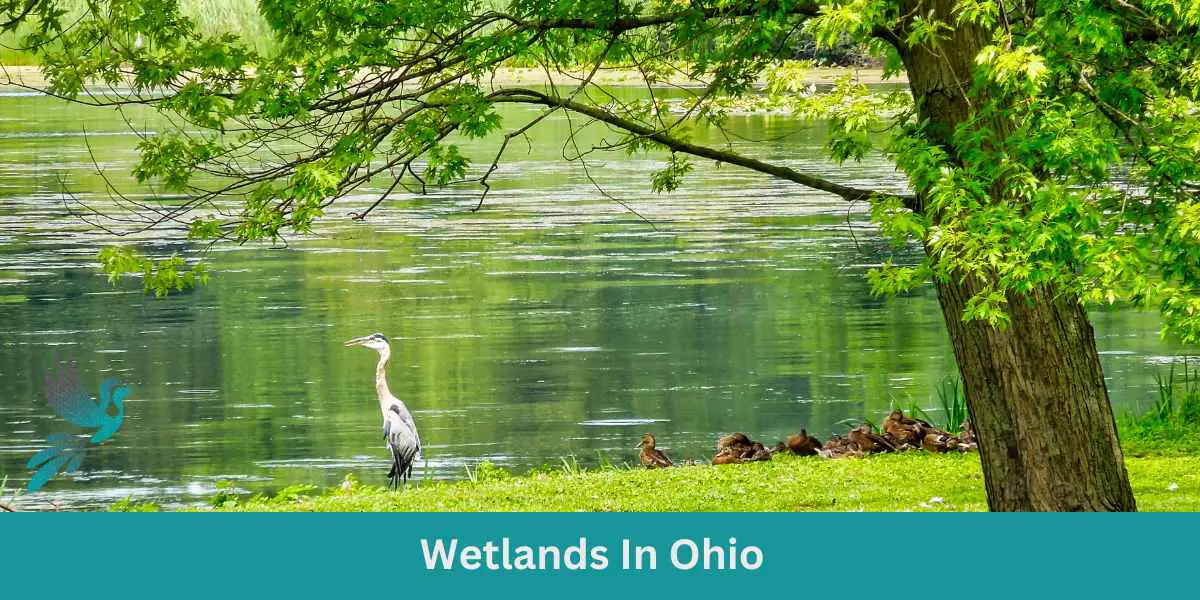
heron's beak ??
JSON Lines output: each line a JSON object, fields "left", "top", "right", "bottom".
{"left": 343, "top": 336, "right": 369, "bottom": 347}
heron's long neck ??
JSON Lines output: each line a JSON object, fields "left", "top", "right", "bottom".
{"left": 375, "top": 346, "right": 393, "bottom": 414}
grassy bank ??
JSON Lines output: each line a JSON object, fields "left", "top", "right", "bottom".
{"left": 157, "top": 370, "right": 1200, "bottom": 513}
{"left": 1119, "top": 420, "right": 1200, "bottom": 456}
{"left": 192, "top": 452, "right": 1200, "bottom": 513}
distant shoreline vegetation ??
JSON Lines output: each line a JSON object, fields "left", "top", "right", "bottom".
{"left": 0, "top": 0, "right": 274, "bottom": 65}
{"left": 0, "top": 62, "right": 904, "bottom": 90}
{"left": 0, "top": 1, "right": 879, "bottom": 67}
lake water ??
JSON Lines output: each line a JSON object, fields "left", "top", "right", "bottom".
{"left": 0, "top": 87, "right": 1183, "bottom": 509}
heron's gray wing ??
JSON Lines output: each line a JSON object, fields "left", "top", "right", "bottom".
{"left": 387, "top": 399, "right": 416, "bottom": 429}
{"left": 384, "top": 404, "right": 420, "bottom": 463}
{"left": 385, "top": 398, "right": 419, "bottom": 447}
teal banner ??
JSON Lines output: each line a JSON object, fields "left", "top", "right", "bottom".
{"left": 3, "top": 514, "right": 1193, "bottom": 597}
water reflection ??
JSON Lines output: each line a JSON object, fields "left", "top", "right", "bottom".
{"left": 0, "top": 89, "right": 1183, "bottom": 509}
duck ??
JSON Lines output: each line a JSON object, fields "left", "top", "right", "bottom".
{"left": 847, "top": 423, "right": 896, "bottom": 453}
{"left": 817, "top": 435, "right": 864, "bottom": 459}
{"left": 959, "top": 420, "right": 978, "bottom": 450}
{"left": 714, "top": 432, "right": 772, "bottom": 462}
{"left": 638, "top": 433, "right": 673, "bottom": 468}
{"left": 882, "top": 409, "right": 927, "bottom": 448}
{"left": 744, "top": 442, "right": 773, "bottom": 462}
{"left": 717, "top": 432, "right": 752, "bottom": 452}
{"left": 921, "top": 429, "right": 959, "bottom": 453}
{"left": 784, "top": 428, "right": 823, "bottom": 456}
{"left": 711, "top": 447, "right": 742, "bottom": 465}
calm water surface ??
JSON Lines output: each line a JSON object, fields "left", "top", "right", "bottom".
{"left": 0, "top": 88, "right": 1184, "bottom": 508}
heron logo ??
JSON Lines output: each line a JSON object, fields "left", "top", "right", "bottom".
{"left": 26, "top": 364, "right": 131, "bottom": 492}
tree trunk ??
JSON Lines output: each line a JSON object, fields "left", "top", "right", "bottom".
{"left": 894, "top": 0, "right": 1137, "bottom": 510}
{"left": 936, "top": 280, "right": 1136, "bottom": 511}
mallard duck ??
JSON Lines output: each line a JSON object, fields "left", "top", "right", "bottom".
{"left": 784, "top": 428, "right": 822, "bottom": 456}
{"left": 921, "top": 429, "right": 958, "bottom": 453}
{"left": 717, "top": 432, "right": 752, "bottom": 452}
{"left": 745, "top": 441, "right": 772, "bottom": 462}
{"left": 847, "top": 423, "right": 896, "bottom": 453}
{"left": 959, "top": 420, "right": 978, "bottom": 449}
{"left": 714, "top": 432, "right": 772, "bottom": 462}
{"left": 882, "top": 409, "right": 927, "bottom": 448}
{"left": 712, "top": 447, "right": 742, "bottom": 465}
{"left": 817, "top": 435, "right": 864, "bottom": 459}
{"left": 638, "top": 433, "right": 673, "bottom": 468}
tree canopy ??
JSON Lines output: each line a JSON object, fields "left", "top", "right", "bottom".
{"left": 8, "top": 0, "right": 1200, "bottom": 338}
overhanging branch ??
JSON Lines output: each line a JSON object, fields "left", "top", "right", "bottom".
{"left": 490, "top": 88, "right": 915, "bottom": 206}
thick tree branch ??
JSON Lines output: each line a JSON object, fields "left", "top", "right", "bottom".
{"left": 490, "top": 88, "right": 915, "bottom": 206}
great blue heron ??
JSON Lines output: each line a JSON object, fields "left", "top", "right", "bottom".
{"left": 344, "top": 333, "right": 421, "bottom": 489}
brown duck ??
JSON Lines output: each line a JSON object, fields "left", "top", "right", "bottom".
{"left": 711, "top": 447, "right": 742, "bottom": 465}
{"left": 921, "top": 429, "right": 959, "bottom": 453}
{"left": 745, "top": 442, "right": 772, "bottom": 461}
{"left": 717, "top": 432, "right": 752, "bottom": 452}
{"left": 882, "top": 409, "right": 928, "bottom": 448}
{"left": 959, "top": 420, "right": 978, "bottom": 450}
{"left": 847, "top": 423, "right": 896, "bottom": 453}
{"left": 638, "top": 433, "right": 673, "bottom": 468}
{"left": 817, "top": 435, "right": 864, "bottom": 458}
{"left": 714, "top": 432, "right": 772, "bottom": 462}
{"left": 784, "top": 428, "right": 823, "bottom": 456}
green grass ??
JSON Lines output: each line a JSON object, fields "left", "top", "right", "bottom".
{"left": 179, "top": 452, "right": 1200, "bottom": 513}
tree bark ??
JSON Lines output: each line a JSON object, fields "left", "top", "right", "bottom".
{"left": 936, "top": 280, "right": 1136, "bottom": 511}
{"left": 894, "top": 0, "right": 1137, "bottom": 511}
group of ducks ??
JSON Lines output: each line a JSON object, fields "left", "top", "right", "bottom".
{"left": 637, "top": 409, "right": 979, "bottom": 468}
